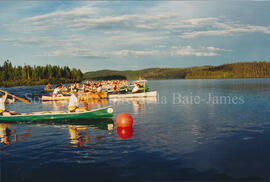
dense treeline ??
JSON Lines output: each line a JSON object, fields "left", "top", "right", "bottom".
{"left": 83, "top": 61, "right": 270, "bottom": 80}
{"left": 185, "top": 62, "right": 270, "bottom": 79}
{"left": 83, "top": 66, "right": 210, "bottom": 80}
{"left": 0, "top": 60, "right": 83, "bottom": 87}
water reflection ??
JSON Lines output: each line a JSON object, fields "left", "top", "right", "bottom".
{"left": 51, "top": 101, "right": 68, "bottom": 111}
{"left": 42, "top": 100, "right": 69, "bottom": 111}
{"left": 68, "top": 122, "right": 114, "bottom": 147}
{"left": 0, "top": 119, "right": 114, "bottom": 149}
{"left": 110, "top": 97, "right": 157, "bottom": 104}
{"left": 68, "top": 125, "right": 89, "bottom": 146}
{"left": 0, "top": 124, "right": 31, "bottom": 146}
{"left": 42, "top": 99, "right": 108, "bottom": 111}
{"left": 0, "top": 124, "right": 17, "bottom": 145}
{"left": 110, "top": 97, "right": 157, "bottom": 114}
{"left": 117, "top": 127, "right": 133, "bottom": 140}
{"left": 4, "top": 80, "right": 270, "bottom": 181}
{"left": 83, "top": 99, "right": 108, "bottom": 110}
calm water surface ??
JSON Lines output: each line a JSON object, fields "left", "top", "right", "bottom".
{"left": 1, "top": 79, "right": 270, "bottom": 181}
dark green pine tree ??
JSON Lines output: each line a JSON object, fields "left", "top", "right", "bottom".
{"left": 0, "top": 60, "right": 83, "bottom": 87}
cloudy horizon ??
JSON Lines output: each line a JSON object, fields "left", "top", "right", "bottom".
{"left": 0, "top": 1, "right": 270, "bottom": 72}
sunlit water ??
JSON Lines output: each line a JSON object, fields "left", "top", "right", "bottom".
{"left": 1, "top": 79, "right": 270, "bottom": 181}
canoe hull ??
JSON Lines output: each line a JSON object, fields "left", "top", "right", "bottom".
{"left": 0, "top": 106, "right": 114, "bottom": 122}
{"left": 42, "top": 96, "right": 70, "bottom": 101}
{"left": 108, "top": 91, "right": 157, "bottom": 99}
{"left": 79, "top": 92, "right": 107, "bottom": 100}
{"left": 44, "top": 88, "right": 68, "bottom": 92}
{"left": 42, "top": 92, "right": 108, "bottom": 101}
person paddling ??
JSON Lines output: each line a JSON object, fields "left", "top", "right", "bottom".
{"left": 45, "top": 83, "right": 52, "bottom": 89}
{"left": 132, "top": 84, "right": 140, "bottom": 93}
{"left": 0, "top": 92, "right": 18, "bottom": 116}
{"left": 52, "top": 84, "right": 63, "bottom": 97}
{"left": 68, "top": 89, "right": 87, "bottom": 112}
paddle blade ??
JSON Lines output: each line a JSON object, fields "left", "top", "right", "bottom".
{"left": 16, "top": 97, "right": 30, "bottom": 104}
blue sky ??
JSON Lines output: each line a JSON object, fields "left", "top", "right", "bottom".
{"left": 0, "top": 1, "right": 270, "bottom": 72}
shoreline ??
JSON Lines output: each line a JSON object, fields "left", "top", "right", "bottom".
{"left": 1, "top": 77, "right": 270, "bottom": 88}
{"left": 83, "top": 62, "right": 270, "bottom": 81}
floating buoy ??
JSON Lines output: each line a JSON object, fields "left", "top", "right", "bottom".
{"left": 116, "top": 113, "right": 133, "bottom": 127}
{"left": 117, "top": 127, "right": 133, "bottom": 140}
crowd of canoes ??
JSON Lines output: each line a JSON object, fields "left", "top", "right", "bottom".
{"left": 0, "top": 88, "right": 114, "bottom": 121}
{"left": 43, "top": 80, "right": 156, "bottom": 101}
{"left": 0, "top": 79, "right": 157, "bottom": 122}
{"left": 45, "top": 80, "right": 149, "bottom": 95}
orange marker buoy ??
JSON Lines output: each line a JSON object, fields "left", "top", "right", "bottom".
{"left": 116, "top": 113, "right": 133, "bottom": 128}
{"left": 117, "top": 127, "right": 133, "bottom": 140}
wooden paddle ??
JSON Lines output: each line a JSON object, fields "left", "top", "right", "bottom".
{"left": 0, "top": 89, "right": 30, "bottom": 104}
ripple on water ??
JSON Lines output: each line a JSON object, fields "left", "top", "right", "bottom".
{"left": 2, "top": 79, "right": 270, "bottom": 181}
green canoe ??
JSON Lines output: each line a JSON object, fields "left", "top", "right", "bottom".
{"left": 0, "top": 106, "right": 114, "bottom": 123}
{"left": 14, "top": 118, "right": 115, "bottom": 129}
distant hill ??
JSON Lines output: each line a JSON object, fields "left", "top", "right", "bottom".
{"left": 83, "top": 61, "right": 270, "bottom": 80}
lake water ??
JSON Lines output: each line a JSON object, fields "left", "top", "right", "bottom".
{"left": 1, "top": 79, "right": 270, "bottom": 181}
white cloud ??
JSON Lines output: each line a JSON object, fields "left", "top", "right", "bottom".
{"left": 170, "top": 45, "right": 229, "bottom": 57}
{"left": 1, "top": 33, "right": 167, "bottom": 52}
{"left": 34, "top": 44, "right": 229, "bottom": 59}
{"left": 182, "top": 17, "right": 219, "bottom": 27}
{"left": 36, "top": 48, "right": 160, "bottom": 59}
{"left": 36, "top": 48, "right": 108, "bottom": 59}
{"left": 16, "top": 11, "right": 179, "bottom": 33}
{"left": 112, "top": 50, "right": 159, "bottom": 57}
{"left": 206, "top": 46, "right": 231, "bottom": 52}
{"left": 181, "top": 22, "right": 270, "bottom": 38}
{"left": 112, "top": 45, "right": 228, "bottom": 58}
{"left": 0, "top": 35, "right": 108, "bottom": 49}
{"left": 2, "top": 1, "right": 269, "bottom": 64}
{"left": 6, "top": 2, "right": 270, "bottom": 40}
{"left": 108, "top": 34, "right": 167, "bottom": 46}
{"left": 0, "top": 37, "right": 56, "bottom": 47}
{"left": 206, "top": 46, "right": 221, "bottom": 51}
{"left": 10, "top": 4, "right": 270, "bottom": 41}
{"left": 23, "top": 6, "right": 98, "bottom": 22}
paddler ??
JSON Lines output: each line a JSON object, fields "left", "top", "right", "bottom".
{"left": 97, "top": 84, "right": 102, "bottom": 93}
{"left": 132, "top": 84, "right": 140, "bottom": 93}
{"left": 45, "top": 83, "right": 52, "bottom": 89}
{"left": 0, "top": 92, "right": 18, "bottom": 116}
{"left": 52, "top": 84, "right": 63, "bottom": 97}
{"left": 68, "top": 89, "right": 87, "bottom": 112}
{"left": 113, "top": 83, "right": 118, "bottom": 94}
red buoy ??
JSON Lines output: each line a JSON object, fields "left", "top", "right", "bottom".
{"left": 117, "top": 127, "right": 133, "bottom": 140}
{"left": 116, "top": 113, "right": 133, "bottom": 128}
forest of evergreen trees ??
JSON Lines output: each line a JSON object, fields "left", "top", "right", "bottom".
{"left": 84, "top": 61, "right": 270, "bottom": 80}
{"left": 1, "top": 60, "right": 269, "bottom": 87}
{"left": 185, "top": 62, "right": 270, "bottom": 79}
{"left": 0, "top": 60, "right": 83, "bottom": 87}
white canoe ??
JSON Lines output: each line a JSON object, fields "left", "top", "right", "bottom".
{"left": 108, "top": 91, "right": 157, "bottom": 99}
{"left": 109, "top": 97, "right": 157, "bottom": 103}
